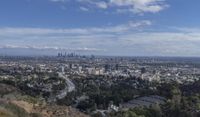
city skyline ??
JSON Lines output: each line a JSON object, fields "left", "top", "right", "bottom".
{"left": 0, "top": 0, "right": 200, "bottom": 56}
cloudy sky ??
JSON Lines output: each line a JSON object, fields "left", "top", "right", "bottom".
{"left": 0, "top": 0, "right": 200, "bottom": 56}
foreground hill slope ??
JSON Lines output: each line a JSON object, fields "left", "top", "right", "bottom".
{"left": 0, "top": 83, "right": 89, "bottom": 117}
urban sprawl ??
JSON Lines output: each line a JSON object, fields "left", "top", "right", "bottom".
{"left": 1, "top": 53, "right": 200, "bottom": 117}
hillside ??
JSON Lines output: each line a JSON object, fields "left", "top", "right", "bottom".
{"left": 0, "top": 83, "right": 89, "bottom": 117}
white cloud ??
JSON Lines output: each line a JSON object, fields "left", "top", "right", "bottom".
{"left": 119, "top": 32, "right": 200, "bottom": 56}
{"left": 80, "top": 7, "right": 89, "bottom": 11}
{"left": 0, "top": 20, "right": 151, "bottom": 35}
{"left": 0, "top": 21, "right": 151, "bottom": 55}
{"left": 77, "top": 0, "right": 108, "bottom": 9}
{"left": 0, "top": 45, "right": 105, "bottom": 52}
{"left": 77, "top": 0, "right": 168, "bottom": 14}
{"left": 2, "top": 22, "right": 200, "bottom": 56}
{"left": 49, "top": 0, "right": 168, "bottom": 14}
{"left": 95, "top": 1, "right": 108, "bottom": 9}
{"left": 110, "top": 0, "right": 168, "bottom": 13}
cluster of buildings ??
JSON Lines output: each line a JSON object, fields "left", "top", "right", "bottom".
{"left": 0, "top": 56, "right": 200, "bottom": 85}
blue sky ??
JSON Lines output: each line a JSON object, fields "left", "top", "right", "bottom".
{"left": 0, "top": 0, "right": 200, "bottom": 56}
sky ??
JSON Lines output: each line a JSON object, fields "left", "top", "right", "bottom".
{"left": 0, "top": 0, "right": 200, "bottom": 56}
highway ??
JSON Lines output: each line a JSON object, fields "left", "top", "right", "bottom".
{"left": 49, "top": 72, "right": 75, "bottom": 101}
{"left": 56, "top": 72, "right": 75, "bottom": 99}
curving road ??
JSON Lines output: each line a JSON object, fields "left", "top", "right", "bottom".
{"left": 56, "top": 72, "right": 75, "bottom": 99}
{"left": 48, "top": 72, "right": 75, "bottom": 101}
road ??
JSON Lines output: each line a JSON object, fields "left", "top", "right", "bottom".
{"left": 56, "top": 72, "right": 75, "bottom": 99}
{"left": 49, "top": 72, "right": 75, "bottom": 101}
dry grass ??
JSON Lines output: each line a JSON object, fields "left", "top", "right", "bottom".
{"left": 0, "top": 108, "right": 14, "bottom": 117}
{"left": 0, "top": 83, "right": 89, "bottom": 117}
